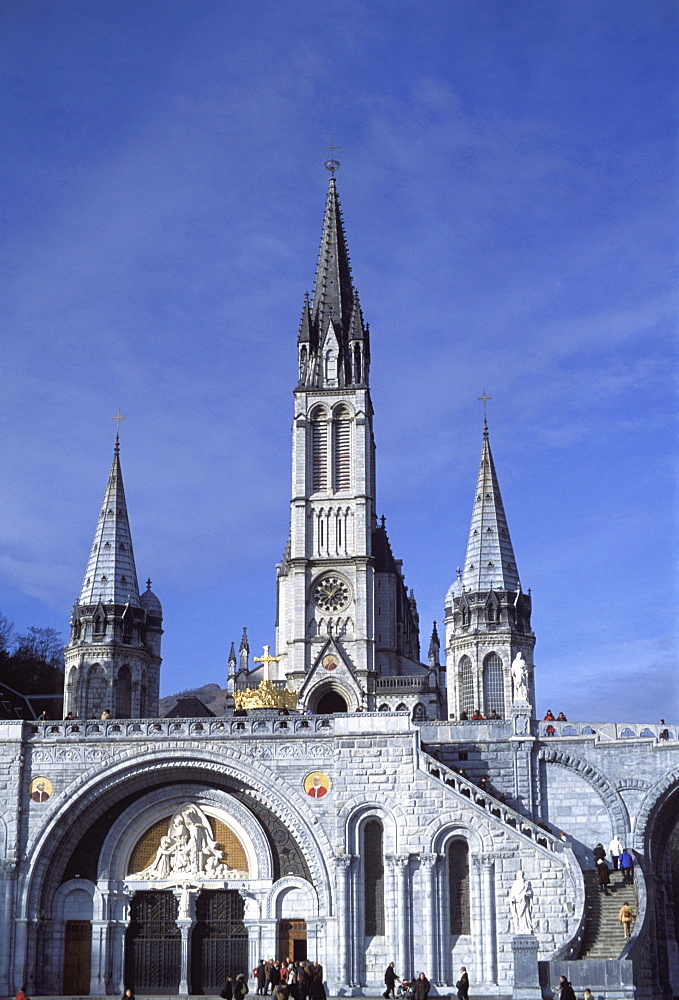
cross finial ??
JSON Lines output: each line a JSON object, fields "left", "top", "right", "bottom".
{"left": 112, "top": 409, "right": 126, "bottom": 441}
{"left": 324, "top": 140, "right": 341, "bottom": 176}
{"left": 253, "top": 644, "right": 280, "bottom": 682}
{"left": 477, "top": 389, "right": 492, "bottom": 430}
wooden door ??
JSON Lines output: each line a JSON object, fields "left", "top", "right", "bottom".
{"left": 63, "top": 919, "right": 91, "bottom": 995}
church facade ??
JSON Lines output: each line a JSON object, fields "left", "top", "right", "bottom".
{"left": 0, "top": 167, "right": 677, "bottom": 1000}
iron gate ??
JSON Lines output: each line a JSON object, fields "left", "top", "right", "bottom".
{"left": 125, "top": 891, "right": 181, "bottom": 993}
{"left": 191, "top": 890, "right": 248, "bottom": 994}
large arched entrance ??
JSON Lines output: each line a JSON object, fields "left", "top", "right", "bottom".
{"left": 316, "top": 690, "right": 348, "bottom": 714}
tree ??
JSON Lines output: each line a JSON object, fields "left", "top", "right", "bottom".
{"left": 0, "top": 615, "right": 64, "bottom": 696}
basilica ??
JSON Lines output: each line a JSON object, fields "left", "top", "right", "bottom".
{"left": 0, "top": 164, "right": 676, "bottom": 1000}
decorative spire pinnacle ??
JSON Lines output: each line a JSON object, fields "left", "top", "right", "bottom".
{"left": 477, "top": 389, "right": 491, "bottom": 435}
{"left": 461, "top": 424, "right": 521, "bottom": 594}
{"left": 324, "top": 140, "right": 341, "bottom": 176}
{"left": 78, "top": 435, "right": 141, "bottom": 607}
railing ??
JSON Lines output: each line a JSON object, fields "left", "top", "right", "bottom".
{"left": 376, "top": 675, "right": 431, "bottom": 691}
{"left": 423, "top": 755, "right": 566, "bottom": 857}
{"left": 536, "top": 721, "right": 675, "bottom": 741}
{"left": 24, "top": 715, "right": 337, "bottom": 740}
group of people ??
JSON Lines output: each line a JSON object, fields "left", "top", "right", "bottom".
{"left": 593, "top": 837, "right": 635, "bottom": 895}
{"left": 556, "top": 976, "right": 599, "bottom": 999}
{"left": 382, "top": 962, "right": 469, "bottom": 1000}
{"left": 254, "top": 958, "right": 326, "bottom": 1000}
{"left": 458, "top": 709, "right": 501, "bottom": 721}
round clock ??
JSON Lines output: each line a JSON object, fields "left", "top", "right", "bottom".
{"left": 313, "top": 576, "right": 350, "bottom": 613}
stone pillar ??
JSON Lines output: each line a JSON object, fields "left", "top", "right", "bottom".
{"left": 334, "top": 854, "right": 353, "bottom": 987}
{"left": 393, "top": 855, "right": 410, "bottom": 976}
{"left": 481, "top": 859, "right": 497, "bottom": 984}
{"left": 90, "top": 918, "right": 110, "bottom": 995}
{"left": 511, "top": 935, "right": 541, "bottom": 999}
{"left": 0, "top": 861, "right": 17, "bottom": 996}
{"left": 172, "top": 885, "right": 198, "bottom": 996}
{"left": 509, "top": 723, "right": 536, "bottom": 817}
{"left": 419, "top": 854, "right": 438, "bottom": 983}
{"left": 244, "top": 921, "right": 261, "bottom": 980}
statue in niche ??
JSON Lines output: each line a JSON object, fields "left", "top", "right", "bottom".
{"left": 511, "top": 652, "right": 529, "bottom": 704}
{"left": 508, "top": 869, "right": 534, "bottom": 934}
{"left": 128, "top": 802, "right": 247, "bottom": 881}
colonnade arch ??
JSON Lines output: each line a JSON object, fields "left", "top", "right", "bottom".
{"left": 14, "top": 749, "right": 335, "bottom": 995}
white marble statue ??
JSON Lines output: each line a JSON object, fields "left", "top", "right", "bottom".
{"left": 511, "top": 652, "right": 529, "bottom": 704}
{"left": 128, "top": 802, "right": 246, "bottom": 881}
{"left": 509, "top": 869, "right": 534, "bottom": 934}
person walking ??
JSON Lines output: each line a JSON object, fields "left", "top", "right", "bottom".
{"left": 609, "top": 835, "right": 624, "bottom": 871}
{"left": 256, "top": 961, "right": 267, "bottom": 996}
{"left": 592, "top": 843, "right": 606, "bottom": 864}
{"left": 556, "top": 975, "right": 576, "bottom": 1000}
{"left": 619, "top": 848, "right": 634, "bottom": 885}
{"left": 455, "top": 967, "right": 469, "bottom": 1000}
{"left": 220, "top": 977, "right": 233, "bottom": 1000}
{"left": 596, "top": 858, "right": 611, "bottom": 895}
{"left": 412, "top": 974, "right": 429, "bottom": 1000}
{"left": 383, "top": 962, "right": 400, "bottom": 999}
{"left": 619, "top": 901, "right": 635, "bottom": 938}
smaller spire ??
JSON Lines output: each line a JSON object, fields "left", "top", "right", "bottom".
{"left": 428, "top": 621, "right": 440, "bottom": 668}
{"left": 239, "top": 627, "right": 249, "bottom": 674}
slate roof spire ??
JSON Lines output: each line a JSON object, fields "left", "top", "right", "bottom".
{"left": 297, "top": 164, "right": 370, "bottom": 388}
{"left": 78, "top": 437, "right": 141, "bottom": 606}
{"left": 461, "top": 422, "right": 521, "bottom": 593}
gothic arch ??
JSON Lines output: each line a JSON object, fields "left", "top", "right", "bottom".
{"left": 538, "top": 748, "right": 630, "bottom": 835}
{"left": 343, "top": 802, "right": 401, "bottom": 857}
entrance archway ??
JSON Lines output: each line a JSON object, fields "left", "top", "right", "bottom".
{"left": 316, "top": 690, "right": 348, "bottom": 714}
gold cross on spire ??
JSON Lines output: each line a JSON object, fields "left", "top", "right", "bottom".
{"left": 253, "top": 644, "right": 280, "bottom": 682}
{"left": 477, "top": 389, "right": 492, "bottom": 427}
{"left": 112, "top": 409, "right": 126, "bottom": 433}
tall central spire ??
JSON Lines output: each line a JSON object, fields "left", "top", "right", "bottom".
{"left": 297, "top": 165, "right": 370, "bottom": 390}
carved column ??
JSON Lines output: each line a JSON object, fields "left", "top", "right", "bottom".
{"left": 334, "top": 854, "right": 353, "bottom": 986}
{"left": 393, "top": 856, "right": 410, "bottom": 975}
{"left": 471, "top": 859, "right": 484, "bottom": 981}
{"left": 112, "top": 889, "right": 133, "bottom": 994}
{"left": 419, "top": 854, "right": 439, "bottom": 983}
{"left": 481, "top": 859, "right": 497, "bottom": 984}
{"left": 172, "top": 885, "right": 198, "bottom": 996}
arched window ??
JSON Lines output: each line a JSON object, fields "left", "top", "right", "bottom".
{"left": 299, "top": 346, "right": 307, "bottom": 382}
{"left": 378, "top": 704, "right": 390, "bottom": 712}
{"left": 310, "top": 408, "right": 328, "bottom": 492}
{"left": 459, "top": 656, "right": 473, "bottom": 716}
{"left": 363, "top": 820, "right": 384, "bottom": 936}
{"left": 333, "top": 406, "right": 351, "bottom": 491}
{"left": 448, "top": 840, "right": 470, "bottom": 935}
{"left": 116, "top": 665, "right": 132, "bottom": 719}
{"left": 325, "top": 350, "right": 337, "bottom": 384}
{"left": 395, "top": 703, "right": 408, "bottom": 713}
{"left": 482, "top": 652, "right": 504, "bottom": 718}
{"left": 412, "top": 702, "right": 426, "bottom": 722}
{"left": 85, "top": 664, "right": 107, "bottom": 719}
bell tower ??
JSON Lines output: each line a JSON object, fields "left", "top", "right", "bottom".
{"left": 63, "top": 432, "right": 162, "bottom": 719}
{"left": 274, "top": 162, "right": 424, "bottom": 709}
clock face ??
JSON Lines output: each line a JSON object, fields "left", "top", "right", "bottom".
{"left": 313, "top": 576, "right": 350, "bottom": 613}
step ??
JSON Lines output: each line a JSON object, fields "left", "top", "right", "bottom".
{"left": 579, "top": 869, "right": 638, "bottom": 960}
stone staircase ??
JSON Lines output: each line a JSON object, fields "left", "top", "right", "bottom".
{"left": 578, "top": 869, "right": 638, "bottom": 959}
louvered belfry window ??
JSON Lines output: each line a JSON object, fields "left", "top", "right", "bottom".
{"left": 483, "top": 652, "right": 505, "bottom": 717}
{"left": 311, "top": 408, "right": 328, "bottom": 491}
{"left": 448, "top": 840, "right": 470, "bottom": 935}
{"left": 459, "top": 655, "right": 474, "bottom": 716}
{"left": 364, "top": 819, "right": 385, "bottom": 935}
{"left": 333, "top": 406, "right": 351, "bottom": 491}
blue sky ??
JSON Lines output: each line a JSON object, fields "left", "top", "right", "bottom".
{"left": 1, "top": 0, "right": 676, "bottom": 721}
